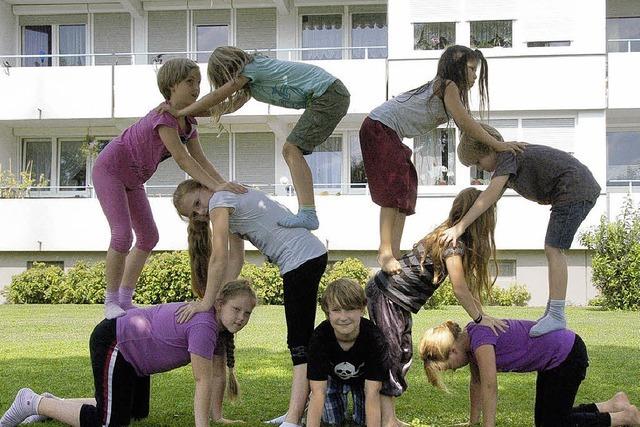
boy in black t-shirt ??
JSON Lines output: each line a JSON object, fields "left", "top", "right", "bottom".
{"left": 307, "top": 278, "right": 388, "bottom": 427}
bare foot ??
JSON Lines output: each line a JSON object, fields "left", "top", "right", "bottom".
{"left": 611, "top": 391, "right": 631, "bottom": 412}
{"left": 620, "top": 404, "right": 640, "bottom": 426}
{"left": 212, "top": 418, "right": 245, "bottom": 424}
{"left": 396, "top": 419, "right": 411, "bottom": 427}
{"left": 378, "top": 254, "right": 402, "bottom": 275}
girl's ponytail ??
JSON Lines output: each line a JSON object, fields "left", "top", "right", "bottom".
{"left": 223, "top": 331, "right": 239, "bottom": 400}
{"left": 418, "top": 320, "right": 462, "bottom": 391}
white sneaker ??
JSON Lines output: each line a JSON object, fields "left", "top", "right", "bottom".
{"left": 21, "top": 392, "right": 59, "bottom": 424}
{"left": 1, "top": 388, "right": 40, "bottom": 427}
{"left": 264, "top": 413, "right": 287, "bottom": 425}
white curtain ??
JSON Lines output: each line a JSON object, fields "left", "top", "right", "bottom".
{"left": 22, "top": 26, "right": 51, "bottom": 67}
{"left": 351, "top": 13, "right": 387, "bottom": 58}
{"left": 308, "top": 137, "right": 342, "bottom": 190}
{"left": 59, "top": 25, "right": 86, "bottom": 66}
{"left": 301, "top": 15, "right": 343, "bottom": 60}
{"left": 414, "top": 129, "right": 456, "bottom": 186}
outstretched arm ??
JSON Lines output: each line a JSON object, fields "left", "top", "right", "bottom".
{"left": 364, "top": 380, "right": 382, "bottom": 427}
{"left": 469, "top": 360, "right": 482, "bottom": 425}
{"left": 306, "top": 380, "right": 328, "bottom": 427}
{"left": 223, "top": 233, "right": 245, "bottom": 284}
{"left": 441, "top": 175, "right": 509, "bottom": 245}
{"left": 186, "top": 138, "right": 246, "bottom": 194}
{"left": 180, "top": 77, "right": 250, "bottom": 117}
{"left": 177, "top": 207, "right": 231, "bottom": 323}
{"left": 192, "top": 353, "right": 214, "bottom": 427}
{"left": 443, "top": 82, "right": 524, "bottom": 154}
{"left": 475, "top": 345, "right": 498, "bottom": 427}
{"left": 445, "top": 255, "right": 507, "bottom": 335}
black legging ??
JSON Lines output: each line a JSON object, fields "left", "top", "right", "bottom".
{"left": 282, "top": 253, "right": 328, "bottom": 365}
{"left": 535, "top": 335, "right": 611, "bottom": 427}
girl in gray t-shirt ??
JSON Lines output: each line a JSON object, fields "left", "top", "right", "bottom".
{"left": 173, "top": 179, "right": 328, "bottom": 427}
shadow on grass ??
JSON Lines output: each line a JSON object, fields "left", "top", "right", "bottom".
{"left": 1, "top": 344, "right": 640, "bottom": 427}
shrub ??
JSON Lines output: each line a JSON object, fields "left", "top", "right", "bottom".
{"left": 488, "top": 283, "right": 531, "bottom": 307}
{"left": 6, "top": 262, "right": 64, "bottom": 303}
{"left": 319, "top": 258, "right": 371, "bottom": 300}
{"left": 135, "top": 251, "right": 193, "bottom": 304}
{"left": 424, "top": 279, "right": 458, "bottom": 309}
{"left": 58, "top": 261, "right": 106, "bottom": 304}
{"left": 580, "top": 196, "right": 640, "bottom": 310}
{"left": 240, "top": 262, "right": 284, "bottom": 305}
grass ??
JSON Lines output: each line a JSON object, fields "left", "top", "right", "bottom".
{"left": 0, "top": 305, "right": 639, "bottom": 426}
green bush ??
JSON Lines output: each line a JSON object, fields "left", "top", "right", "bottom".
{"left": 319, "top": 258, "right": 371, "bottom": 300}
{"left": 135, "top": 251, "right": 193, "bottom": 304}
{"left": 6, "top": 262, "right": 64, "bottom": 304}
{"left": 58, "top": 261, "right": 106, "bottom": 304}
{"left": 488, "top": 284, "right": 531, "bottom": 307}
{"left": 424, "top": 279, "right": 458, "bottom": 309}
{"left": 580, "top": 196, "right": 640, "bottom": 311}
{"left": 240, "top": 262, "right": 284, "bottom": 305}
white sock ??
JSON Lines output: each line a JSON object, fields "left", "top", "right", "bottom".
{"left": 530, "top": 299, "right": 566, "bottom": 337}
{"left": 0, "top": 388, "right": 41, "bottom": 427}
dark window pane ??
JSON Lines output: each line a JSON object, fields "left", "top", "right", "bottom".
{"left": 22, "top": 26, "right": 52, "bottom": 67}
{"left": 350, "top": 136, "right": 366, "bottom": 188}
{"left": 607, "top": 131, "right": 640, "bottom": 184}
{"left": 196, "top": 25, "right": 229, "bottom": 63}
{"left": 414, "top": 22, "right": 456, "bottom": 50}
{"left": 59, "top": 140, "right": 87, "bottom": 191}
{"left": 351, "top": 13, "right": 387, "bottom": 59}
{"left": 471, "top": 20, "right": 512, "bottom": 48}
{"left": 527, "top": 41, "right": 571, "bottom": 47}
{"left": 24, "top": 140, "right": 51, "bottom": 190}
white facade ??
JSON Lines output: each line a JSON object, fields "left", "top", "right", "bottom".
{"left": 1, "top": 0, "right": 639, "bottom": 305}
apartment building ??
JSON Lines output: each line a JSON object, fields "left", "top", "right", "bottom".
{"left": 0, "top": 0, "right": 638, "bottom": 305}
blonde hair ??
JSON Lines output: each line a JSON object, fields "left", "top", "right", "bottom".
{"left": 320, "top": 278, "right": 366, "bottom": 315}
{"left": 457, "top": 123, "right": 504, "bottom": 167}
{"left": 217, "top": 279, "right": 257, "bottom": 401}
{"left": 157, "top": 58, "right": 200, "bottom": 101}
{"left": 206, "top": 46, "right": 254, "bottom": 122}
{"left": 416, "top": 187, "right": 497, "bottom": 304}
{"left": 419, "top": 320, "right": 463, "bottom": 391}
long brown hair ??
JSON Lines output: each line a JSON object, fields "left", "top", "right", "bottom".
{"left": 217, "top": 279, "right": 257, "bottom": 400}
{"left": 419, "top": 320, "right": 463, "bottom": 391}
{"left": 402, "top": 45, "right": 489, "bottom": 121}
{"left": 207, "top": 46, "right": 254, "bottom": 123}
{"left": 173, "top": 179, "right": 211, "bottom": 298}
{"left": 417, "top": 187, "right": 497, "bottom": 303}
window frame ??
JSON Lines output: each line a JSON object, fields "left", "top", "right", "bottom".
{"left": 20, "top": 22, "right": 88, "bottom": 67}
{"left": 191, "top": 23, "right": 231, "bottom": 63}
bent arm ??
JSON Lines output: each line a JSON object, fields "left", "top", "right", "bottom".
{"left": 191, "top": 353, "right": 214, "bottom": 427}
{"left": 306, "top": 380, "right": 328, "bottom": 427}
{"left": 158, "top": 126, "right": 220, "bottom": 190}
{"left": 179, "top": 77, "right": 250, "bottom": 117}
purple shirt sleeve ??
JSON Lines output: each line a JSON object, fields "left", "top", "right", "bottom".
{"left": 468, "top": 323, "right": 498, "bottom": 352}
{"left": 185, "top": 321, "right": 218, "bottom": 360}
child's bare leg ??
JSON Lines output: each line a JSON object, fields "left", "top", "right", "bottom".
{"left": 530, "top": 245, "right": 567, "bottom": 337}
{"left": 105, "top": 248, "right": 127, "bottom": 319}
{"left": 278, "top": 142, "right": 318, "bottom": 230}
{"left": 37, "top": 396, "right": 86, "bottom": 427}
{"left": 379, "top": 207, "right": 402, "bottom": 274}
{"left": 609, "top": 405, "right": 640, "bottom": 426}
{"left": 380, "top": 395, "right": 409, "bottom": 427}
{"left": 119, "top": 248, "right": 151, "bottom": 310}
{"left": 596, "top": 392, "right": 631, "bottom": 413}
{"left": 284, "top": 364, "right": 309, "bottom": 426}
{"left": 391, "top": 212, "right": 406, "bottom": 259}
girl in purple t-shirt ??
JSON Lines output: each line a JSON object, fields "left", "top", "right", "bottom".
{"left": 92, "top": 58, "right": 245, "bottom": 320}
{"left": 419, "top": 319, "right": 640, "bottom": 427}
{"left": 1, "top": 280, "right": 256, "bottom": 427}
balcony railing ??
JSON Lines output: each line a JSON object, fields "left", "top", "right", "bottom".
{"left": 607, "top": 38, "right": 640, "bottom": 53}
{"left": 0, "top": 46, "right": 388, "bottom": 68}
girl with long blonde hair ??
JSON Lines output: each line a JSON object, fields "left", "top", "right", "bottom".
{"left": 173, "top": 179, "right": 328, "bottom": 427}
{"left": 160, "top": 46, "right": 350, "bottom": 231}
{"left": 365, "top": 187, "right": 507, "bottom": 427}
{"left": 419, "top": 320, "right": 640, "bottom": 427}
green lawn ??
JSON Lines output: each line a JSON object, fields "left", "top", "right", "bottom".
{"left": 0, "top": 305, "right": 639, "bottom": 426}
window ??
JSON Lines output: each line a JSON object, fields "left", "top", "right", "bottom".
{"left": 607, "top": 131, "right": 640, "bottom": 185}
{"left": 349, "top": 134, "right": 366, "bottom": 190}
{"left": 351, "top": 13, "right": 387, "bottom": 59}
{"left": 21, "top": 24, "right": 86, "bottom": 67}
{"left": 414, "top": 22, "right": 456, "bottom": 50}
{"left": 527, "top": 41, "right": 571, "bottom": 47}
{"left": 607, "top": 17, "right": 640, "bottom": 52}
{"left": 308, "top": 136, "right": 342, "bottom": 192}
{"left": 22, "top": 138, "right": 91, "bottom": 195}
{"left": 468, "top": 119, "right": 517, "bottom": 184}
{"left": 489, "top": 260, "right": 516, "bottom": 281}
{"left": 414, "top": 128, "right": 456, "bottom": 186}
{"left": 471, "top": 20, "right": 512, "bottom": 48}
{"left": 301, "top": 14, "right": 343, "bottom": 60}
{"left": 195, "top": 25, "right": 229, "bottom": 63}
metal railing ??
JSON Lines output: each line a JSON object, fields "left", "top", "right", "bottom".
{"left": 0, "top": 46, "right": 388, "bottom": 67}
{"left": 607, "top": 38, "right": 640, "bottom": 53}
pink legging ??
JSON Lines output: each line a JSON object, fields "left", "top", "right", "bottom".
{"left": 92, "top": 151, "right": 159, "bottom": 254}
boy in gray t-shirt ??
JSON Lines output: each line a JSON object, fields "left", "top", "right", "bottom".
{"left": 443, "top": 123, "right": 600, "bottom": 338}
